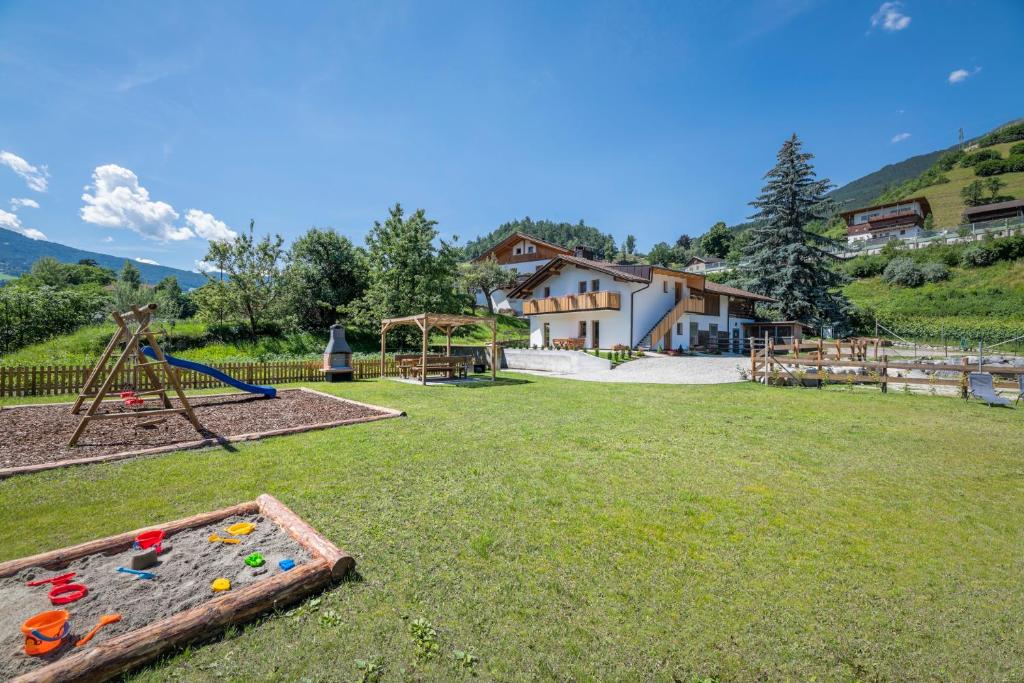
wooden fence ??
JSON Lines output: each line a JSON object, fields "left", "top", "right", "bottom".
{"left": 0, "top": 359, "right": 401, "bottom": 398}
{"left": 750, "top": 341, "right": 1024, "bottom": 395}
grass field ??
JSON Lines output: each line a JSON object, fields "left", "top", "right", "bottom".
{"left": 918, "top": 141, "right": 1024, "bottom": 227}
{"left": 2, "top": 376, "right": 1022, "bottom": 681}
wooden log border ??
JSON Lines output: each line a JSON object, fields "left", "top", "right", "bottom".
{"left": 0, "top": 387, "right": 405, "bottom": 480}
{"left": 3, "top": 494, "right": 353, "bottom": 683}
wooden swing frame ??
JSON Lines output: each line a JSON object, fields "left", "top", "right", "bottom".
{"left": 68, "top": 303, "right": 203, "bottom": 446}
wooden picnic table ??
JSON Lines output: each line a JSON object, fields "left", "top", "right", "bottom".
{"left": 394, "top": 354, "right": 470, "bottom": 380}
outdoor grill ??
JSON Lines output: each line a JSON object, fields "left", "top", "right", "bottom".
{"left": 322, "top": 324, "right": 354, "bottom": 381}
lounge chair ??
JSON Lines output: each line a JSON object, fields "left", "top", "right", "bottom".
{"left": 967, "top": 372, "right": 1012, "bottom": 407}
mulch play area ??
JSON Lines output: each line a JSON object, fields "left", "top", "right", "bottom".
{"left": 0, "top": 494, "right": 352, "bottom": 682}
{"left": 0, "top": 388, "right": 404, "bottom": 478}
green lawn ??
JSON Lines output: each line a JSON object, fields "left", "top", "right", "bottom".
{"left": 2, "top": 377, "right": 1022, "bottom": 681}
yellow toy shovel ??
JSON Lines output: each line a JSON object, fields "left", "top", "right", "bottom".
{"left": 208, "top": 533, "right": 241, "bottom": 545}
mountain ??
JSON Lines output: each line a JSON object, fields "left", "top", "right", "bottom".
{"left": 828, "top": 148, "right": 951, "bottom": 210}
{"left": 0, "top": 228, "right": 207, "bottom": 289}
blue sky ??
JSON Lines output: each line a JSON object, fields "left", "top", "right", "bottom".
{"left": 1, "top": 1, "right": 1022, "bottom": 272}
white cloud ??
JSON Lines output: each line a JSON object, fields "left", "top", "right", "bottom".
{"left": 184, "top": 209, "right": 237, "bottom": 241}
{"left": 21, "top": 228, "right": 47, "bottom": 240}
{"left": 891, "top": 132, "right": 912, "bottom": 143}
{"left": 10, "top": 197, "right": 40, "bottom": 210}
{"left": 0, "top": 208, "right": 47, "bottom": 240}
{"left": 193, "top": 259, "right": 220, "bottom": 274}
{"left": 949, "top": 66, "right": 981, "bottom": 84}
{"left": 134, "top": 257, "right": 159, "bottom": 265}
{"left": 871, "top": 2, "right": 911, "bottom": 31}
{"left": 80, "top": 164, "right": 194, "bottom": 241}
{"left": 103, "top": 235, "right": 114, "bottom": 243}
{"left": 0, "top": 151, "right": 49, "bottom": 192}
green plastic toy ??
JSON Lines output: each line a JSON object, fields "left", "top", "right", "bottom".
{"left": 244, "top": 553, "right": 265, "bottom": 568}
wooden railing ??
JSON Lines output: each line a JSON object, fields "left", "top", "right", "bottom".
{"left": 647, "top": 296, "right": 706, "bottom": 348}
{"left": 0, "top": 359, "right": 403, "bottom": 398}
{"left": 523, "top": 291, "right": 621, "bottom": 315}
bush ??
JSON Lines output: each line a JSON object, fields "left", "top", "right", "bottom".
{"left": 974, "top": 159, "right": 1008, "bottom": 176}
{"left": 882, "top": 257, "right": 924, "bottom": 287}
{"left": 0, "top": 285, "right": 109, "bottom": 354}
{"left": 977, "top": 122, "right": 1024, "bottom": 147}
{"left": 1006, "top": 154, "right": 1024, "bottom": 173}
{"left": 960, "top": 244, "right": 996, "bottom": 267}
{"left": 920, "top": 262, "right": 950, "bottom": 283}
{"left": 961, "top": 149, "right": 1002, "bottom": 167}
{"left": 936, "top": 150, "right": 965, "bottom": 171}
{"left": 843, "top": 254, "right": 889, "bottom": 278}
{"left": 1011, "top": 142, "right": 1024, "bottom": 156}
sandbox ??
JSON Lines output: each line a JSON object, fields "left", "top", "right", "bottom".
{"left": 0, "top": 494, "right": 352, "bottom": 682}
{"left": 0, "top": 387, "right": 404, "bottom": 478}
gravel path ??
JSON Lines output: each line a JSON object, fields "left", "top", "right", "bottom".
{"left": 507, "top": 354, "right": 748, "bottom": 384}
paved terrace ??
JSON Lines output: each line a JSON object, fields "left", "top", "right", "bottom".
{"left": 507, "top": 353, "right": 747, "bottom": 384}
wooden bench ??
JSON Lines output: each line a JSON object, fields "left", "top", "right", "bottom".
{"left": 394, "top": 355, "right": 470, "bottom": 380}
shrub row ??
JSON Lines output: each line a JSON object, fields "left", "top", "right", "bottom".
{"left": 0, "top": 286, "right": 108, "bottom": 354}
{"left": 842, "top": 234, "right": 1024, "bottom": 278}
{"left": 973, "top": 154, "right": 1024, "bottom": 176}
{"left": 976, "top": 122, "right": 1024, "bottom": 148}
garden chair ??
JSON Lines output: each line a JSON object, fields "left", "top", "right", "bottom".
{"left": 967, "top": 372, "right": 1012, "bottom": 407}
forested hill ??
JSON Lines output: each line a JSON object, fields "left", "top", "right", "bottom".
{"left": 828, "top": 148, "right": 950, "bottom": 209}
{"left": 0, "top": 228, "right": 207, "bottom": 289}
{"left": 463, "top": 218, "right": 615, "bottom": 260}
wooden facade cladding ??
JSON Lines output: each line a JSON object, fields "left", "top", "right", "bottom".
{"left": 702, "top": 293, "right": 721, "bottom": 316}
{"left": 523, "top": 291, "right": 621, "bottom": 315}
{"left": 647, "top": 296, "right": 706, "bottom": 348}
{"left": 499, "top": 247, "right": 565, "bottom": 265}
{"left": 728, "top": 297, "right": 755, "bottom": 318}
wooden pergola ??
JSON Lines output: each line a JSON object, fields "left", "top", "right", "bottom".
{"left": 380, "top": 313, "right": 497, "bottom": 384}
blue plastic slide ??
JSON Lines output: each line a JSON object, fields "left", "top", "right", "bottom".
{"left": 141, "top": 346, "right": 277, "bottom": 398}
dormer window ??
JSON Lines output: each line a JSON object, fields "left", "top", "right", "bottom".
{"left": 527, "top": 245, "right": 535, "bottom": 253}
{"left": 514, "top": 247, "right": 522, "bottom": 255}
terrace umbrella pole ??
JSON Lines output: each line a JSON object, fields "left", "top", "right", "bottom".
{"left": 421, "top": 315, "right": 429, "bottom": 386}
{"left": 491, "top": 318, "right": 497, "bottom": 381}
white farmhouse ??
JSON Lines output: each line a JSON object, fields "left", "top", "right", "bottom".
{"left": 507, "top": 247, "right": 775, "bottom": 352}
{"left": 470, "top": 232, "right": 572, "bottom": 315}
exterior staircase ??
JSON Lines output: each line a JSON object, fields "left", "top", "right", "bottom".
{"left": 636, "top": 295, "right": 705, "bottom": 351}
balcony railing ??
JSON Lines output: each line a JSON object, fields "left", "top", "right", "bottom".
{"left": 523, "top": 291, "right": 621, "bottom": 315}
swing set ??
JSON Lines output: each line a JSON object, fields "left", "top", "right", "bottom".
{"left": 68, "top": 304, "right": 204, "bottom": 446}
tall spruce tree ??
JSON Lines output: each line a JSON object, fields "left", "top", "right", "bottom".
{"left": 741, "top": 134, "right": 849, "bottom": 327}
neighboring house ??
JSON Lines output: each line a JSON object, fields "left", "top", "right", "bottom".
{"left": 470, "top": 232, "right": 572, "bottom": 314}
{"left": 962, "top": 199, "right": 1024, "bottom": 225}
{"left": 842, "top": 197, "right": 932, "bottom": 244}
{"left": 507, "top": 246, "right": 774, "bottom": 352}
{"left": 683, "top": 255, "right": 726, "bottom": 273}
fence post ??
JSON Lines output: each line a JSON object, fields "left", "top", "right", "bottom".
{"left": 961, "top": 356, "right": 969, "bottom": 399}
{"left": 881, "top": 356, "right": 888, "bottom": 394}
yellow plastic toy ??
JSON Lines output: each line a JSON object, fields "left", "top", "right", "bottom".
{"left": 211, "top": 578, "right": 231, "bottom": 592}
{"left": 208, "top": 533, "right": 241, "bottom": 545}
{"left": 225, "top": 522, "right": 256, "bottom": 536}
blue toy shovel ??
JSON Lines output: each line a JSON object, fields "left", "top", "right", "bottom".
{"left": 116, "top": 567, "right": 156, "bottom": 580}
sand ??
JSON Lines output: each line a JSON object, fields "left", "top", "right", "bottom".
{"left": 0, "top": 514, "right": 311, "bottom": 680}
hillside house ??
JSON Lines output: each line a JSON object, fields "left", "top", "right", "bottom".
{"left": 507, "top": 247, "right": 774, "bottom": 352}
{"left": 683, "top": 255, "right": 728, "bottom": 274}
{"left": 471, "top": 232, "right": 572, "bottom": 314}
{"left": 842, "top": 197, "right": 932, "bottom": 244}
{"left": 962, "top": 199, "right": 1024, "bottom": 226}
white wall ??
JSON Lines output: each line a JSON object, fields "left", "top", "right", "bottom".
{"left": 524, "top": 264, "right": 648, "bottom": 348}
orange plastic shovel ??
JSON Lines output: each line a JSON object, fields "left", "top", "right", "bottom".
{"left": 75, "top": 614, "right": 121, "bottom": 647}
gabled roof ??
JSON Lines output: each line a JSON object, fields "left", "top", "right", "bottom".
{"left": 687, "top": 255, "right": 725, "bottom": 264}
{"left": 470, "top": 232, "right": 572, "bottom": 263}
{"left": 704, "top": 281, "right": 777, "bottom": 302}
{"left": 963, "top": 198, "right": 1024, "bottom": 217}
{"left": 507, "top": 255, "right": 648, "bottom": 297}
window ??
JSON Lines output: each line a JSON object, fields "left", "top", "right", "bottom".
{"left": 578, "top": 281, "right": 587, "bottom": 294}
{"left": 663, "top": 281, "right": 668, "bottom": 293}
{"left": 527, "top": 245, "right": 535, "bottom": 253}
{"left": 689, "top": 321, "right": 699, "bottom": 340}
{"left": 543, "top": 286, "right": 550, "bottom": 298}
{"left": 578, "top": 321, "right": 587, "bottom": 338}
{"left": 514, "top": 247, "right": 522, "bottom": 255}
{"left": 591, "top": 279, "right": 600, "bottom": 292}
{"left": 676, "top": 322, "right": 684, "bottom": 335}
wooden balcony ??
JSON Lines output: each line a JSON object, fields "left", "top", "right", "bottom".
{"left": 682, "top": 295, "right": 705, "bottom": 314}
{"left": 523, "top": 291, "right": 621, "bottom": 315}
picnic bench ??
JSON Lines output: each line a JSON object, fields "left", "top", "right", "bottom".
{"left": 394, "top": 354, "right": 470, "bottom": 380}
